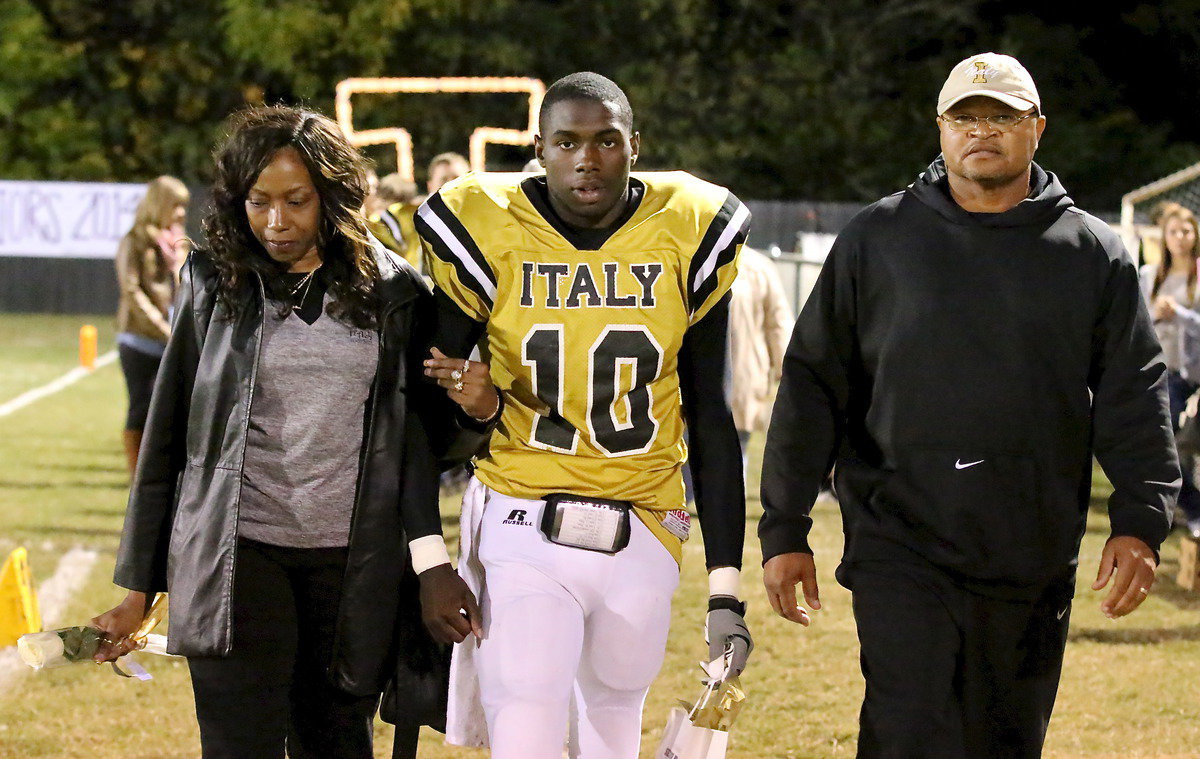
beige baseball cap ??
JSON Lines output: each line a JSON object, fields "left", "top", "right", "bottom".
{"left": 937, "top": 52, "right": 1040, "bottom": 115}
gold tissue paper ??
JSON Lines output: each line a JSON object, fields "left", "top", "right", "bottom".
{"left": 681, "top": 674, "right": 747, "bottom": 731}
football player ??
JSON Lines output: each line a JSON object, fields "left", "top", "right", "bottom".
{"left": 368, "top": 173, "right": 422, "bottom": 268}
{"left": 413, "top": 72, "right": 752, "bottom": 759}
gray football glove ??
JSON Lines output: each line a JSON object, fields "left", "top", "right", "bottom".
{"left": 705, "top": 598, "right": 752, "bottom": 677}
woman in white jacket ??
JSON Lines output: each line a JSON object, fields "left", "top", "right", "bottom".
{"left": 1141, "top": 202, "right": 1200, "bottom": 538}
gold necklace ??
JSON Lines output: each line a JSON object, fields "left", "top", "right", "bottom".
{"left": 290, "top": 266, "right": 320, "bottom": 311}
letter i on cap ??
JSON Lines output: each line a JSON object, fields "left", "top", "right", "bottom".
{"left": 937, "top": 52, "right": 1041, "bottom": 115}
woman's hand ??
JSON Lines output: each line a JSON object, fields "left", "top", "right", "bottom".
{"left": 1155, "top": 295, "right": 1177, "bottom": 322}
{"left": 424, "top": 347, "right": 500, "bottom": 422}
{"left": 90, "top": 591, "right": 149, "bottom": 662}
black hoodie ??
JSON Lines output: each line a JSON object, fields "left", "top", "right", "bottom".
{"left": 759, "top": 157, "right": 1179, "bottom": 599}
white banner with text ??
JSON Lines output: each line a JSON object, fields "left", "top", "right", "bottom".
{"left": 0, "top": 180, "right": 146, "bottom": 258}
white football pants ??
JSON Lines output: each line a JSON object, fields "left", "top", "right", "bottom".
{"left": 475, "top": 486, "right": 680, "bottom": 759}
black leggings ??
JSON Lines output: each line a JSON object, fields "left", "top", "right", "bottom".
{"left": 117, "top": 343, "right": 161, "bottom": 431}
{"left": 187, "top": 538, "right": 379, "bottom": 759}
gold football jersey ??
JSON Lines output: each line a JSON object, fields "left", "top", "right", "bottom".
{"left": 369, "top": 202, "right": 423, "bottom": 270}
{"left": 418, "top": 171, "right": 749, "bottom": 561}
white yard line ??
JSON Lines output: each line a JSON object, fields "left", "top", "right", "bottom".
{"left": 0, "top": 351, "right": 117, "bottom": 418}
{"left": 0, "top": 547, "right": 100, "bottom": 693}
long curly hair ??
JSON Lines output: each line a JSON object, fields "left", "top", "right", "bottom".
{"left": 202, "top": 105, "right": 381, "bottom": 328}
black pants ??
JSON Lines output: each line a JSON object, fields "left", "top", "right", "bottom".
{"left": 848, "top": 560, "right": 1073, "bottom": 759}
{"left": 187, "top": 538, "right": 379, "bottom": 759}
{"left": 117, "top": 343, "right": 162, "bottom": 431}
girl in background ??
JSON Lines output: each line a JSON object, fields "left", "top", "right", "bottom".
{"left": 1142, "top": 202, "right": 1200, "bottom": 538}
{"left": 114, "top": 175, "right": 189, "bottom": 475}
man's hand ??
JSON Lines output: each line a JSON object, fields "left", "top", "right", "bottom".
{"left": 90, "top": 590, "right": 150, "bottom": 662}
{"left": 763, "top": 552, "right": 820, "bottom": 626}
{"left": 1091, "top": 535, "right": 1157, "bottom": 619}
{"left": 705, "top": 602, "right": 753, "bottom": 676}
{"left": 418, "top": 563, "right": 483, "bottom": 644}
{"left": 424, "top": 347, "right": 500, "bottom": 422}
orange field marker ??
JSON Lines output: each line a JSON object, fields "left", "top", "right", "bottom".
{"left": 79, "top": 325, "right": 98, "bottom": 370}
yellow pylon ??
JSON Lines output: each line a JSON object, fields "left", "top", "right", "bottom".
{"left": 0, "top": 547, "right": 42, "bottom": 647}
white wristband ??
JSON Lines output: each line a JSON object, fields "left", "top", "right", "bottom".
{"left": 708, "top": 566, "right": 741, "bottom": 599}
{"left": 409, "top": 535, "right": 452, "bottom": 575}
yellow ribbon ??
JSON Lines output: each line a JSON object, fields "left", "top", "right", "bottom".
{"left": 111, "top": 593, "right": 169, "bottom": 679}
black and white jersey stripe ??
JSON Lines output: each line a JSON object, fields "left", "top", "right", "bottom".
{"left": 415, "top": 193, "right": 497, "bottom": 309}
{"left": 377, "top": 206, "right": 403, "bottom": 241}
{"left": 687, "top": 191, "right": 751, "bottom": 314}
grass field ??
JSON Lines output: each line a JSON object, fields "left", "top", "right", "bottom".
{"left": 1, "top": 314, "right": 1198, "bottom": 757}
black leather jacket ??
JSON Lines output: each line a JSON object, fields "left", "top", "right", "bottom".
{"left": 113, "top": 246, "right": 482, "bottom": 696}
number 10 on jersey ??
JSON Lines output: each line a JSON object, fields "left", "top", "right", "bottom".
{"left": 521, "top": 324, "right": 664, "bottom": 457}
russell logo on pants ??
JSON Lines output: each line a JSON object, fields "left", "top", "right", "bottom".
{"left": 502, "top": 509, "right": 532, "bottom": 526}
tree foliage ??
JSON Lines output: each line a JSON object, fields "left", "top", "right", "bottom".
{"left": 1, "top": 0, "right": 1197, "bottom": 209}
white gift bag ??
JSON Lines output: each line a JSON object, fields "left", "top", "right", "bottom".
{"left": 654, "top": 706, "right": 729, "bottom": 759}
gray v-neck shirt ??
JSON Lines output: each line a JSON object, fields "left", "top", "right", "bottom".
{"left": 239, "top": 298, "right": 379, "bottom": 548}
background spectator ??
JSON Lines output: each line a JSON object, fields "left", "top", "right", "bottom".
{"left": 114, "top": 175, "right": 190, "bottom": 476}
{"left": 728, "top": 246, "right": 793, "bottom": 471}
{"left": 426, "top": 151, "right": 469, "bottom": 195}
{"left": 379, "top": 173, "right": 419, "bottom": 206}
{"left": 369, "top": 172, "right": 422, "bottom": 268}
{"left": 1141, "top": 203, "right": 1200, "bottom": 538}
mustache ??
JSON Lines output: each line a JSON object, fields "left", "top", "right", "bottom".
{"left": 964, "top": 142, "right": 1003, "bottom": 157}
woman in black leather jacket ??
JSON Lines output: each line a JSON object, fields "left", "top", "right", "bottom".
{"left": 89, "top": 106, "right": 496, "bottom": 759}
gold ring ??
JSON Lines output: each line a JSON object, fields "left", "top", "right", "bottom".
{"left": 462, "top": 360, "right": 470, "bottom": 373}
{"left": 450, "top": 369, "right": 462, "bottom": 381}
{"left": 454, "top": 380, "right": 464, "bottom": 392}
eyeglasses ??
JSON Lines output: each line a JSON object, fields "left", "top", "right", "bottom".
{"left": 939, "top": 113, "right": 1037, "bottom": 132}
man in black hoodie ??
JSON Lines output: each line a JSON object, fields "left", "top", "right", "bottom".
{"left": 759, "top": 53, "right": 1179, "bottom": 757}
